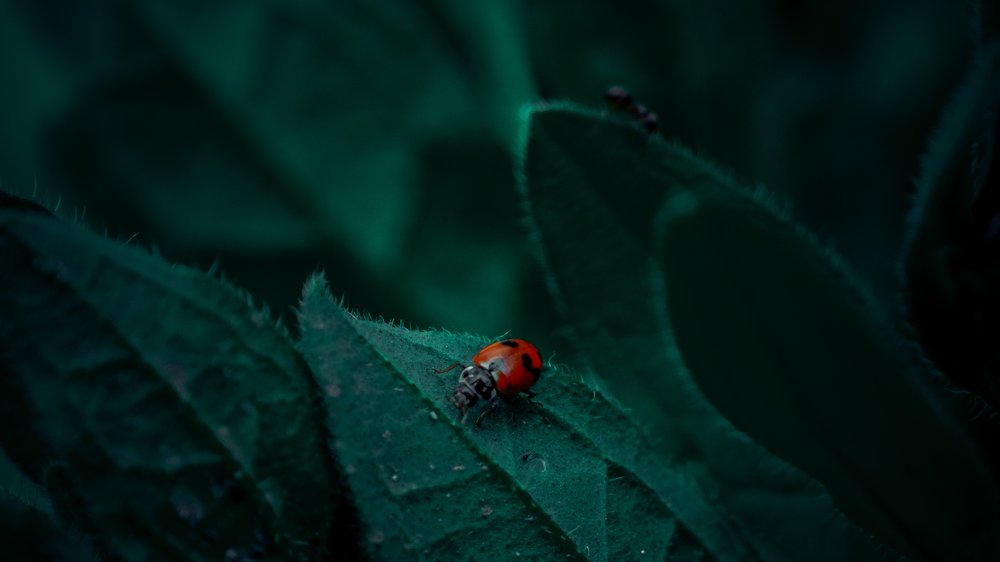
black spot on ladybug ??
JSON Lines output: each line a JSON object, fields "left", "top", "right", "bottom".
{"left": 501, "top": 340, "right": 519, "bottom": 347}
{"left": 521, "top": 352, "right": 542, "bottom": 382}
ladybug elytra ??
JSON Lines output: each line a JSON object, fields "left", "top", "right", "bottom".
{"left": 437, "top": 339, "right": 543, "bottom": 421}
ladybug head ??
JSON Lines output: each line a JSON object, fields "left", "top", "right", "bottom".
{"left": 452, "top": 365, "right": 497, "bottom": 416}
{"left": 452, "top": 387, "right": 477, "bottom": 416}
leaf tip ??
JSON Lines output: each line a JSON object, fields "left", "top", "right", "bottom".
{"left": 302, "top": 270, "right": 331, "bottom": 303}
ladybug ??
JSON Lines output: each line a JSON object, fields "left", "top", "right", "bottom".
{"left": 436, "top": 339, "right": 543, "bottom": 421}
{"left": 604, "top": 85, "right": 658, "bottom": 133}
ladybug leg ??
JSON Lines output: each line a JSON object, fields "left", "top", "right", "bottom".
{"left": 524, "top": 389, "right": 538, "bottom": 404}
{"left": 433, "top": 362, "right": 463, "bottom": 374}
{"left": 475, "top": 399, "right": 500, "bottom": 428}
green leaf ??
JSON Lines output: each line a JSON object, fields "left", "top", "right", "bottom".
{"left": 516, "top": 102, "right": 908, "bottom": 561}
{"left": 0, "top": 209, "right": 355, "bottom": 561}
{"left": 0, "top": 190, "right": 54, "bottom": 217}
{"left": 18, "top": 0, "right": 541, "bottom": 339}
{"left": 0, "top": 0, "right": 73, "bottom": 180}
{"left": 902, "top": 41, "right": 1000, "bottom": 413}
{"left": 35, "top": 0, "right": 531, "bottom": 266}
{"left": 0, "top": 425, "right": 105, "bottom": 561}
{"left": 655, "top": 169, "right": 1000, "bottom": 561}
{"left": 298, "top": 272, "right": 749, "bottom": 561}
{"left": 43, "top": 464, "right": 116, "bottom": 561}
{"left": 0, "top": 445, "right": 51, "bottom": 519}
{"left": 0, "top": 485, "right": 103, "bottom": 561}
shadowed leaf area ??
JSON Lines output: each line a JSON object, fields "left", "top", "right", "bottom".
{"left": 3, "top": 0, "right": 541, "bottom": 340}
{"left": 298, "top": 271, "right": 744, "bottom": 561}
{"left": 0, "top": 489, "right": 99, "bottom": 562}
{"left": 2, "top": 2, "right": 1000, "bottom": 559}
{"left": 902, "top": 41, "right": 1000, "bottom": 420}
{"left": 0, "top": 206, "right": 360, "bottom": 562}
{"left": 0, "top": 446, "right": 103, "bottom": 561}
{"left": 517, "top": 102, "right": 1000, "bottom": 561}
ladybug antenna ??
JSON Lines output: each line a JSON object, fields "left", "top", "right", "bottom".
{"left": 493, "top": 329, "right": 513, "bottom": 342}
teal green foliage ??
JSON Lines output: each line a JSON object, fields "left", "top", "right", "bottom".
{"left": 4, "top": 2, "right": 1000, "bottom": 561}
{"left": 517, "top": 103, "right": 895, "bottom": 562}
{"left": 298, "top": 272, "right": 726, "bottom": 561}
{"left": 0, "top": 209, "right": 352, "bottom": 561}
{"left": 0, "top": 1, "right": 967, "bottom": 340}
{"left": 0, "top": 0, "right": 542, "bottom": 340}
{"left": 0, "top": 491, "right": 91, "bottom": 561}
{"left": 0, "top": 450, "right": 113, "bottom": 560}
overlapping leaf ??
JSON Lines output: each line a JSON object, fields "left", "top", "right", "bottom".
{"left": 516, "top": 102, "right": 953, "bottom": 561}
{"left": 298, "top": 272, "right": 746, "bottom": 561}
{"left": 10, "top": 0, "right": 541, "bottom": 337}
{"left": 0, "top": 482, "right": 100, "bottom": 561}
{"left": 654, "top": 162, "right": 1000, "bottom": 561}
{"left": 0, "top": 206, "right": 354, "bottom": 561}
{"left": 902, "top": 41, "right": 1000, "bottom": 416}
{"left": 31, "top": 0, "right": 530, "bottom": 264}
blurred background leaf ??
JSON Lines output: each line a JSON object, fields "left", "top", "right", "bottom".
{"left": 516, "top": 103, "right": 907, "bottom": 562}
{"left": 0, "top": 0, "right": 976, "bottom": 352}
{"left": 901, "top": 39, "right": 1000, "bottom": 418}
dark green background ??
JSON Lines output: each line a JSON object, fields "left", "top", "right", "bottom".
{"left": 5, "top": 2, "right": 1000, "bottom": 560}
{"left": 0, "top": 0, "right": 969, "bottom": 353}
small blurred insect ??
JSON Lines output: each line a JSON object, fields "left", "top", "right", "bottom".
{"left": 604, "top": 85, "right": 658, "bottom": 133}
{"left": 435, "top": 339, "right": 543, "bottom": 425}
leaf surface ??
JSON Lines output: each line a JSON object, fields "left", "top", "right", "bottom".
{"left": 516, "top": 102, "right": 909, "bottom": 561}
{"left": 0, "top": 208, "right": 352, "bottom": 561}
{"left": 298, "top": 273, "right": 732, "bottom": 561}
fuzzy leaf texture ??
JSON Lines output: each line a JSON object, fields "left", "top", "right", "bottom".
{"left": 0, "top": 484, "right": 99, "bottom": 561}
{"left": 297, "top": 272, "right": 750, "bottom": 561}
{"left": 517, "top": 101, "right": 1000, "bottom": 561}
{"left": 0, "top": 445, "right": 101, "bottom": 561}
{"left": 0, "top": 202, "right": 356, "bottom": 562}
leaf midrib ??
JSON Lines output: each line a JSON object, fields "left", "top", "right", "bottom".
{"left": 1, "top": 220, "right": 288, "bottom": 537}
{"left": 359, "top": 320, "right": 731, "bottom": 560}
{"left": 306, "top": 296, "right": 589, "bottom": 561}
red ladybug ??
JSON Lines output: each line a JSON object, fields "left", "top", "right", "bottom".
{"left": 436, "top": 339, "right": 543, "bottom": 420}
